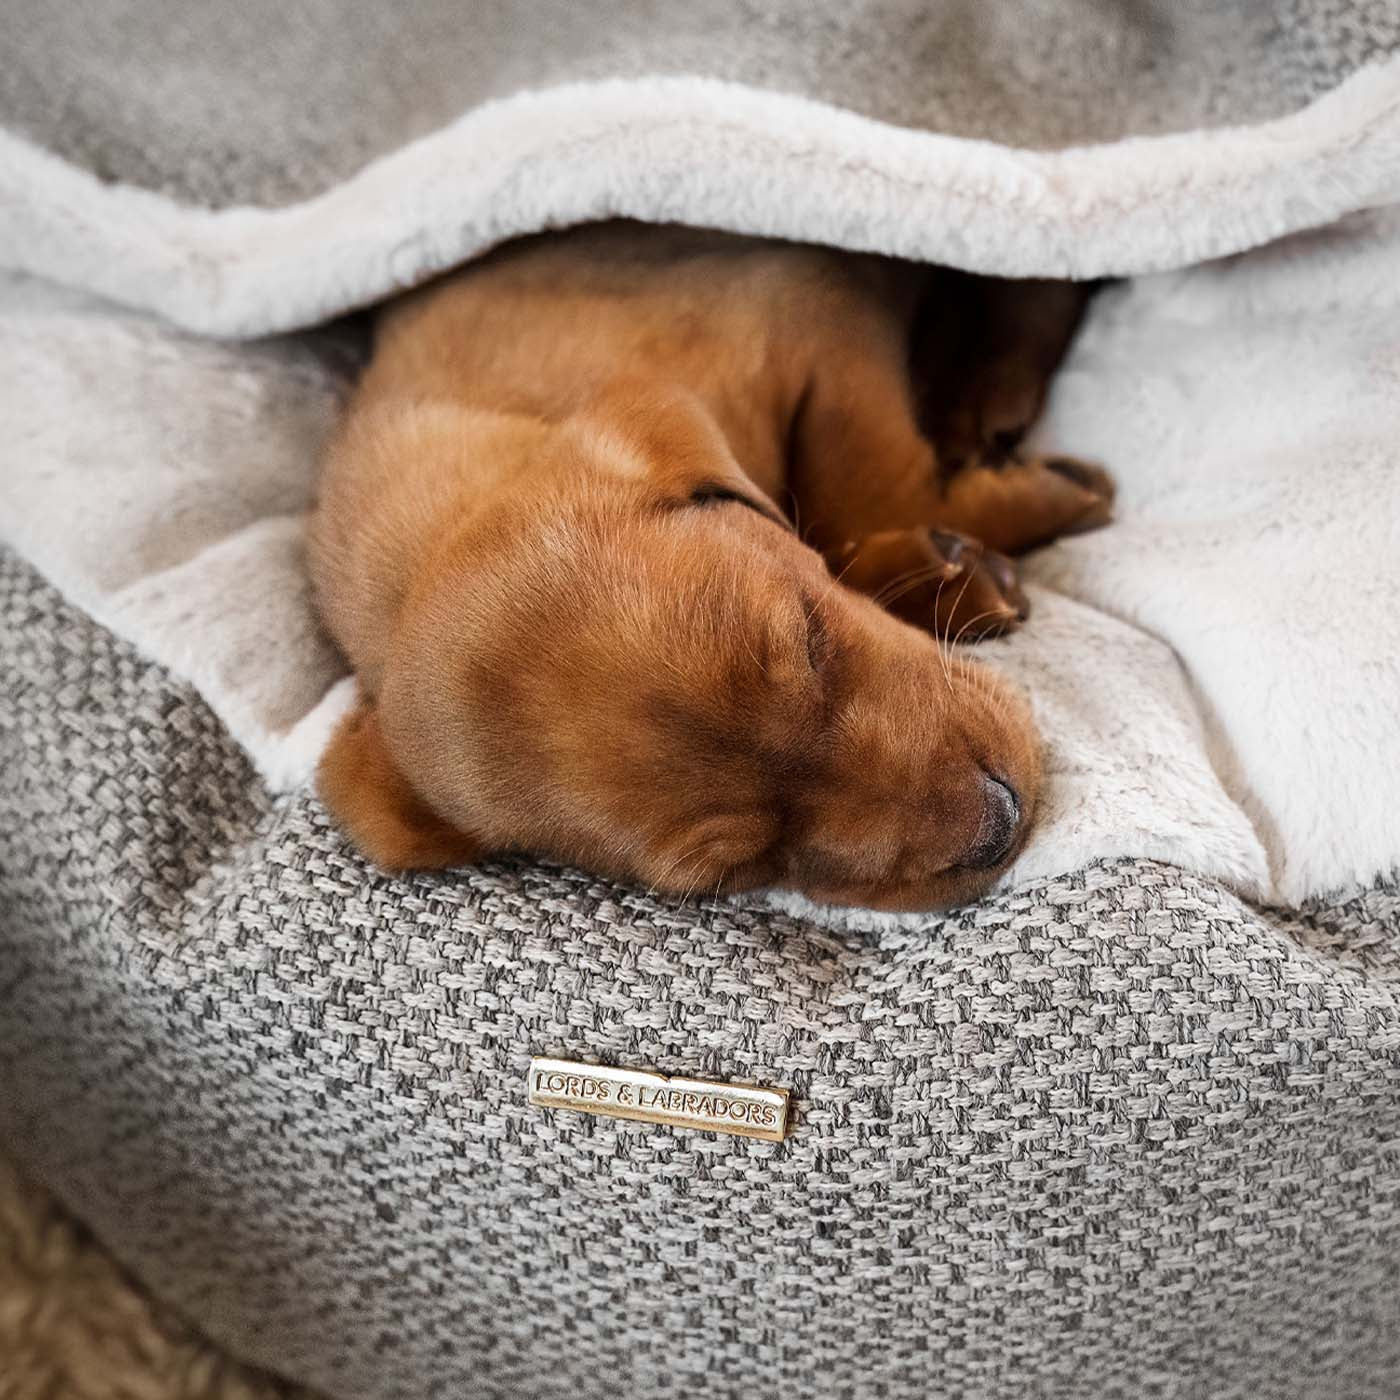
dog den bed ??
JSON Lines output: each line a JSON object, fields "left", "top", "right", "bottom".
{"left": 2, "top": 3, "right": 1400, "bottom": 1397}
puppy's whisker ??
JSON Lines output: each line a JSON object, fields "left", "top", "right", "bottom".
{"left": 645, "top": 842, "right": 708, "bottom": 902}
{"left": 676, "top": 867, "right": 707, "bottom": 910}
{"left": 931, "top": 573, "right": 956, "bottom": 693}
{"left": 871, "top": 563, "right": 957, "bottom": 607}
{"left": 951, "top": 606, "right": 1010, "bottom": 650}
{"left": 931, "top": 565, "right": 981, "bottom": 683}
{"left": 787, "top": 491, "right": 805, "bottom": 542}
{"left": 867, "top": 566, "right": 923, "bottom": 606}
{"left": 827, "top": 554, "right": 860, "bottom": 589}
{"left": 877, "top": 567, "right": 958, "bottom": 606}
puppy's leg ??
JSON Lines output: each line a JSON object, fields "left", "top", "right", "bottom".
{"left": 789, "top": 322, "right": 1109, "bottom": 638}
{"left": 911, "top": 273, "right": 1097, "bottom": 468}
{"left": 931, "top": 453, "right": 1115, "bottom": 555}
{"left": 911, "top": 272, "right": 1114, "bottom": 554}
{"left": 788, "top": 360, "right": 1029, "bottom": 638}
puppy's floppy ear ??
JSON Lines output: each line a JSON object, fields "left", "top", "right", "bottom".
{"left": 591, "top": 379, "right": 791, "bottom": 527}
{"left": 317, "top": 702, "right": 484, "bottom": 872}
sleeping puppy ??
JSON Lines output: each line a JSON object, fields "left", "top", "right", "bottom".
{"left": 308, "top": 223, "right": 1111, "bottom": 911}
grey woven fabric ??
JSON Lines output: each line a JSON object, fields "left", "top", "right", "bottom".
{"left": 3, "top": 547, "right": 1399, "bottom": 1399}
{"left": 3, "top": 0, "right": 1399, "bottom": 208}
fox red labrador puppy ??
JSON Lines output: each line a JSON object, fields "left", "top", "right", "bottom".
{"left": 309, "top": 223, "right": 1110, "bottom": 910}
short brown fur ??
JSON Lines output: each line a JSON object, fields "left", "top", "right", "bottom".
{"left": 309, "top": 223, "right": 1110, "bottom": 910}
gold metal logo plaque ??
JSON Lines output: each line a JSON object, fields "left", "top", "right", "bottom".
{"left": 528, "top": 1057, "right": 790, "bottom": 1142}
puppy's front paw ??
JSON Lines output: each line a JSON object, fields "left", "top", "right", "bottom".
{"left": 832, "top": 527, "right": 1029, "bottom": 642}
{"left": 919, "top": 530, "right": 1029, "bottom": 641}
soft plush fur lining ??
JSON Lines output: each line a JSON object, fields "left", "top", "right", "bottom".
{"left": 0, "top": 65, "right": 1398, "bottom": 337}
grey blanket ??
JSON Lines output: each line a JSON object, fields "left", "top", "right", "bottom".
{"left": 3, "top": 3, "right": 1400, "bottom": 1397}
{"left": 5, "top": 0, "right": 1398, "bottom": 209}
{"left": 4, "top": 0, "right": 1400, "bottom": 338}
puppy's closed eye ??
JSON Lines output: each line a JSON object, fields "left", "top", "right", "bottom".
{"left": 688, "top": 482, "right": 791, "bottom": 530}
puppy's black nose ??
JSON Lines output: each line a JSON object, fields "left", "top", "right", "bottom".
{"left": 963, "top": 774, "right": 1022, "bottom": 870}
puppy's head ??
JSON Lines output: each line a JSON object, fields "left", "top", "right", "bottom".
{"left": 318, "top": 404, "right": 1040, "bottom": 911}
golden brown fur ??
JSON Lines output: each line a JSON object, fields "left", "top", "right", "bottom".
{"left": 309, "top": 223, "right": 1111, "bottom": 910}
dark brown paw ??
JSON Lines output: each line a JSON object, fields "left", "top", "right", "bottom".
{"left": 923, "top": 530, "right": 1029, "bottom": 640}
{"left": 831, "top": 527, "right": 1029, "bottom": 642}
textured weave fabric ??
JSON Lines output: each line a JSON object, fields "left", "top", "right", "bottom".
{"left": 3, "top": 548, "right": 1399, "bottom": 1399}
